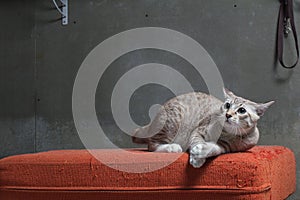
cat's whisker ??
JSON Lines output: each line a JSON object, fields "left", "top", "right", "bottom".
{"left": 237, "top": 126, "right": 243, "bottom": 141}
{"left": 236, "top": 126, "right": 239, "bottom": 134}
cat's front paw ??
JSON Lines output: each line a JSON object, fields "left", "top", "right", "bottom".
{"left": 189, "top": 155, "right": 206, "bottom": 168}
{"left": 190, "top": 144, "right": 207, "bottom": 158}
{"left": 165, "top": 143, "right": 183, "bottom": 153}
{"left": 155, "top": 143, "right": 183, "bottom": 153}
{"left": 189, "top": 144, "right": 208, "bottom": 168}
{"left": 190, "top": 142, "right": 222, "bottom": 158}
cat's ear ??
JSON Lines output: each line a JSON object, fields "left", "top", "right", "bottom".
{"left": 255, "top": 101, "right": 275, "bottom": 116}
{"left": 223, "top": 88, "right": 235, "bottom": 99}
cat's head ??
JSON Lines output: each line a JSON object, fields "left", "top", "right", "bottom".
{"left": 221, "top": 88, "right": 274, "bottom": 134}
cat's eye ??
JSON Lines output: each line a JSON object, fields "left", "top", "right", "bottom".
{"left": 237, "top": 107, "right": 247, "bottom": 114}
{"left": 224, "top": 102, "right": 231, "bottom": 109}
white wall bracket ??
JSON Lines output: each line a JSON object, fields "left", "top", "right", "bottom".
{"left": 52, "top": 0, "right": 68, "bottom": 25}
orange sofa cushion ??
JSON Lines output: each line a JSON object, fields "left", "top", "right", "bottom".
{"left": 0, "top": 146, "right": 296, "bottom": 200}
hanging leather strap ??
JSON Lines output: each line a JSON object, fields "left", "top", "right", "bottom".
{"left": 277, "top": 0, "right": 299, "bottom": 69}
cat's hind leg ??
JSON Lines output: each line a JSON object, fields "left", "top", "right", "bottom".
{"left": 149, "top": 143, "right": 183, "bottom": 153}
{"left": 132, "top": 125, "right": 150, "bottom": 144}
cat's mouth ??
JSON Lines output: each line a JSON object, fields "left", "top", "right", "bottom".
{"left": 225, "top": 119, "right": 231, "bottom": 124}
{"left": 225, "top": 120, "right": 234, "bottom": 126}
{"left": 225, "top": 118, "right": 238, "bottom": 126}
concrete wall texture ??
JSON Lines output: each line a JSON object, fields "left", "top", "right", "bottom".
{"left": 1, "top": 0, "right": 299, "bottom": 198}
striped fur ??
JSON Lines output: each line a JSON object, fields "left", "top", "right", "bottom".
{"left": 132, "top": 89, "right": 274, "bottom": 168}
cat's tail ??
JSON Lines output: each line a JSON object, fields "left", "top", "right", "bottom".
{"left": 131, "top": 125, "right": 150, "bottom": 144}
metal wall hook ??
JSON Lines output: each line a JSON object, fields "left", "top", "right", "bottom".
{"left": 52, "top": 0, "right": 68, "bottom": 25}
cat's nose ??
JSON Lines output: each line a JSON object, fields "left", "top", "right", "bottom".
{"left": 226, "top": 113, "right": 232, "bottom": 119}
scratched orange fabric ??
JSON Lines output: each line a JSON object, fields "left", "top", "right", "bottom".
{"left": 0, "top": 146, "right": 295, "bottom": 200}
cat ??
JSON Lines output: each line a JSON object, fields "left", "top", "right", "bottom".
{"left": 132, "top": 88, "right": 274, "bottom": 168}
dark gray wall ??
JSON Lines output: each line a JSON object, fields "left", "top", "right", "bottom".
{"left": 1, "top": 0, "right": 299, "bottom": 198}
{"left": 0, "top": 1, "right": 36, "bottom": 157}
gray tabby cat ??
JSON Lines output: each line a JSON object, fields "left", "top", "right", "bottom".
{"left": 132, "top": 89, "right": 274, "bottom": 168}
